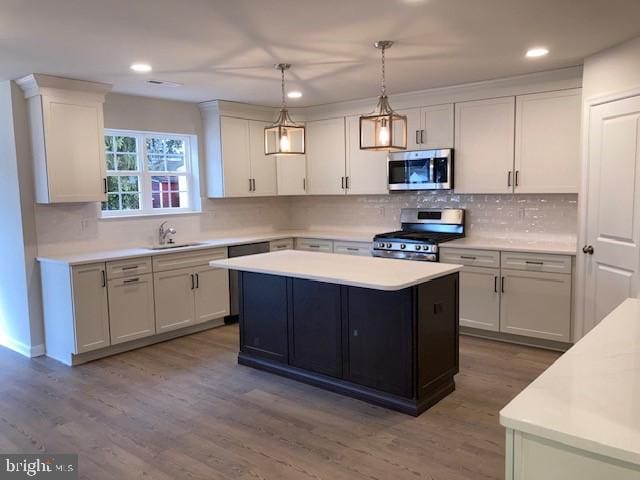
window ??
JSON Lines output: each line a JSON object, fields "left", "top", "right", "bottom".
{"left": 102, "top": 130, "right": 197, "bottom": 217}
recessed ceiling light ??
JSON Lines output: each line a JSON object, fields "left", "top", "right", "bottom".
{"left": 130, "top": 63, "right": 152, "bottom": 73}
{"left": 525, "top": 47, "right": 549, "bottom": 58}
{"left": 287, "top": 91, "right": 302, "bottom": 99}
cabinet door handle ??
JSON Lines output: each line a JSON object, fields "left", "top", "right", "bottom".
{"left": 341, "top": 176, "right": 345, "bottom": 189}
{"left": 121, "top": 265, "right": 139, "bottom": 271}
{"left": 346, "top": 247, "right": 359, "bottom": 251}
{"left": 346, "top": 176, "right": 350, "bottom": 189}
{"left": 415, "top": 130, "right": 421, "bottom": 144}
{"left": 460, "top": 255, "right": 476, "bottom": 260}
{"left": 525, "top": 260, "right": 543, "bottom": 265}
{"left": 101, "top": 270, "right": 106, "bottom": 288}
{"left": 103, "top": 178, "right": 107, "bottom": 194}
{"left": 507, "top": 171, "right": 512, "bottom": 187}
{"left": 420, "top": 129, "right": 425, "bottom": 144}
{"left": 494, "top": 276, "right": 498, "bottom": 293}
{"left": 248, "top": 178, "right": 253, "bottom": 192}
{"left": 195, "top": 273, "right": 200, "bottom": 289}
{"left": 501, "top": 276, "right": 505, "bottom": 293}
{"left": 123, "top": 277, "right": 140, "bottom": 284}
{"left": 190, "top": 274, "right": 195, "bottom": 290}
{"left": 515, "top": 170, "right": 520, "bottom": 187}
{"left": 253, "top": 179, "right": 256, "bottom": 191}
{"left": 303, "top": 178, "right": 306, "bottom": 191}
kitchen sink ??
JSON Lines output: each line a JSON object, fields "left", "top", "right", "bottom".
{"left": 145, "top": 242, "right": 205, "bottom": 251}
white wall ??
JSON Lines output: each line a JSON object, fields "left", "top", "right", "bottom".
{"left": 35, "top": 93, "right": 292, "bottom": 256}
{"left": 0, "top": 81, "right": 43, "bottom": 356}
{"left": 582, "top": 36, "right": 640, "bottom": 101}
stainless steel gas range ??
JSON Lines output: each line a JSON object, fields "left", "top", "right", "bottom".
{"left": 372, "top": 208, "right": 465, "bottom": 262}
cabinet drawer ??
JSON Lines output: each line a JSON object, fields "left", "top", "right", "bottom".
{"left": 107, "top": 257, "right": 152, "bottom": 279}
{"left": 440, "top": 248, "right": 500, "bottom": 268}
{"left": 295, "top": 238, "right": 333, "bottom": 253}
{"left": 153, "top": 248, "right": 228, "bottom": 273}
{"left": 269, "top": 238, "right": 294, "bottom": 251}
{"left": 333, "top": 241, "right": 372, "bottom": 256}
{"left": 501, "top": 252, "right": 571, "bottom": 274}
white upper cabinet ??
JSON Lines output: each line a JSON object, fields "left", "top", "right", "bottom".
{"left": 397, "top": 107, "right": 423, "bottom": 150}
{"left": 248, "top": 120, "right": 277, "bottom": 196}
{"left": 277, "top": 155, "right": 307, "bottom": 195}
{"left": 219, "top": 117, "right": 277, "bottom": 197}
{"left": 421, "top": 104, "right": 455, "bottom": 149}
{"left": 514, "top": 89, "right": 581, "bottom": 193}
{"left": 306, "top": 117, "right": 347, "bottom": 195}
{"left": 454, "top": 97, "right": 516, "bottom": 194}
{"left": 397, "top": 105, "right": 454, "bottom": 150}
{"left": 220, "top": 116, "right": 252, "bottom": 197}
{"left": 17, "top": 74, "right": 111, "bottom": 204}
{"left": 345, "top": 115, "right": 388, "bottom": 195}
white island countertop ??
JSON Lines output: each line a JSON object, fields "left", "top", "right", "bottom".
{"left": 500, "top": 298, "right": 640, "bottom": 466}
{"left": 210, "top": 250, "right": 462, "bottom": 291}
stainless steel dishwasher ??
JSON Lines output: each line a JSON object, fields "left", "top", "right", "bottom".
{"left": 226, "top": 242, "right": 271, "bottom": 323}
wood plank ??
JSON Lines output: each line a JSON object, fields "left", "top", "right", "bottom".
{"left": 0, "top": 325, "right": 558, "bottom": 480}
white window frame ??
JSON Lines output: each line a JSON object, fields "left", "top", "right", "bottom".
{"left": 102, "top": 129, "right": 200, "bottom": 218}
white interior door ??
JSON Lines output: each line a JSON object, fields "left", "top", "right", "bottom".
{"left": 248, "top": 120, "right": 278, "bottom": 195}
{"left": 583, "top": 95, "right": 640, "bottom": 333}
{"left": 220, "top": 116, "right": 251, "bottom": 197}
{"left": 345, "top": 115, "right": 388, "bottom": 195}
{"left": 305, "top": 118, "right": 346, "bottom": 195}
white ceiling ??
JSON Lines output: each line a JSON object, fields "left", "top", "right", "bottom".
{"left": 2, "top": 0, "right": 640, "bottom": 106}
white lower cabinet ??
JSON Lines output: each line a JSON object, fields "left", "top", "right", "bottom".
{"left": 269, "top": 238, "right": 294, "bottom": 251}
{"left": 441, "top": 247, "right": 573, "bottom": 343}
{"left": 459, "top": 266, "right": 500, "bottom": 332}
{"left": 500, "top": 269, "right": 571, "bottom": 342}
{"left": 108, "top": 273, "right": 156, "bottom": 344}
{"left": 153, "top": 248, "right": 230, "bottom": 333}
{"left": 332, "top": 241, "right": 372, "bottom": 256}
{"left": 193, "top": 265, "right": 230, "bottom": 324}
{"left": 71, "top": 262, "right": 110, "bottom": 353}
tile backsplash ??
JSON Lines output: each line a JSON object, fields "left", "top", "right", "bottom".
{"left": 34, "top": 192, "right": 578, "bottom": 256}
{"left": 288, "top": 192, "right": 579, "bottom": 241}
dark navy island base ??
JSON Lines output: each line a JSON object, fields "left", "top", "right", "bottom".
{"left": 237, "top": 271, "right": 459, "bottom": 416}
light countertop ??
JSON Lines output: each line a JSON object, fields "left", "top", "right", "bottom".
{"left": 37, "top": 229, "right": 577, "bottom": 265}
{"left": 500, "top": 298, "right": 640, "bottom": 465}
{"left": 210, "top": 250, "right": 462, "bottom": 291}
{"left": 36, "top": 230, "right": 378, "bottom": 266}
{"left": 442, "top": 237, "right": 577, "bottom": 256}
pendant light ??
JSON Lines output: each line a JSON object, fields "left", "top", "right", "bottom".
{"left": 264, "top": 64, "right": 305, "bottom": 155}
{"left": 359, "top": 41, "right": 407, "bottom": 151}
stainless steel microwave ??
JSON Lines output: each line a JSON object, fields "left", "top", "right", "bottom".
{"left": 388, "top": 149, "right": 453, "bottom": 191}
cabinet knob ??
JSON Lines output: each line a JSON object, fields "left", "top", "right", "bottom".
{"left": 582, "top": 245, "right": 594, "bottom": 255}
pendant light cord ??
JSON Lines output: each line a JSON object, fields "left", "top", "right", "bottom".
{"left": 380, "top": 45, "right": 386, "bottom": 97}
{"left": 281, "top": 66, "right": 286, "bottom": 109}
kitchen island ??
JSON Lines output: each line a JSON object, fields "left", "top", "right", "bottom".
{"left": 500, "top": 298, "right": 640, "bottom": 479}
{"left": 210, "top": 250, "right": 462, "bottom": 415}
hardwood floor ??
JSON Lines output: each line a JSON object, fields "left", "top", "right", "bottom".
{"left": 0, "top": 325, "right": 559, "bottom": 480}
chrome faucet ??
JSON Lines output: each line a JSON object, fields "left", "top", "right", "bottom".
{"left": 158, "top": 221, "right": 176, "bottom": 245}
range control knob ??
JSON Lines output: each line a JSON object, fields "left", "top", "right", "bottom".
{"left": 400, "top": 244, "right": 406, "bottom": 250}
{"left": 377, "top": 242, "right": 385, "bottom": 248}
{"left": 415, "top": 245, "right": 421, "bottom": 251}
{"left": 386, "top": 243, "right": 392, "bottom": 248}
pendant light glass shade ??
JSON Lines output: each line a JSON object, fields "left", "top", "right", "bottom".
{"left": 265, "top": 64, "right": 305, "bottom": 155}
{"left": 360, "top": 41, "right": 407, "bottom": 151}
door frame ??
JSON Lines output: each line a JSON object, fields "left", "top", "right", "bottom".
{"left": 575, "top": 85, "right": 640, "bottom": 340}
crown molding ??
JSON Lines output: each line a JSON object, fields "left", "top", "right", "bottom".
{"left": 16, "top": 73, "right": 112, "bottom": 101}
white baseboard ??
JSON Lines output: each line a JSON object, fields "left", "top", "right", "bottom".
{"left": 0, "top": 336, "right": 45, "bottom": 358}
